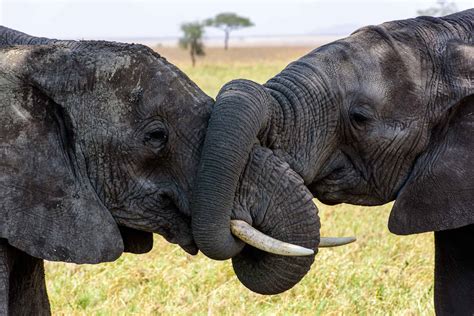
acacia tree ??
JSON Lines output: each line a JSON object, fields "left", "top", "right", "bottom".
{"left": 417, "top": 0, "right": 458, "bottom": 16}
{"left": 179, "top": 22, "right": 205, "bottom": 67}
{"left": 205, "top": 13, "right": 254, "bottom": 50}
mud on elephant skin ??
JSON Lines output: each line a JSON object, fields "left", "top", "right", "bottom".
{"left": 0, "top": 26, "right": 212, "bottom": 314}
{"left": 191, "top": 9, "right": 473, "bottom": 310}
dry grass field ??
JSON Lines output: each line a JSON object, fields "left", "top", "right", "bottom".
{"left": 45, "top": 46, "right": 435, "bottom": 315}
{"left": 157, "top": 46, "right": 316, "bottom": 97}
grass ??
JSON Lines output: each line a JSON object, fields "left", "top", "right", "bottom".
{"left": 45, "top": 46, "right": 435, "bottom": 315}
{"left": 158, "top": 46, "right": 315, "bottom": 97}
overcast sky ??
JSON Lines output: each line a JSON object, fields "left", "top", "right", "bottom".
{"left": 1, "top": 0, "right": 472, "bottom": 39}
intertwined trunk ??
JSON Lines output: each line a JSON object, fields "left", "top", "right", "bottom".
{"left": 192, "top": 80, "right": 270, "bottom": 260}
{"left": 230, "top": 146, "right": 320, "bottom": 294}
{"left": 192, "top": 57, "right": 338, "bottom": 293}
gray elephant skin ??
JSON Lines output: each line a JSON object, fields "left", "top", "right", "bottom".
{"left": 191, "top": 9, "right": 473, "bottom": 314}
{"left": 0, "top": 27, "right": 212, "bottom": 314}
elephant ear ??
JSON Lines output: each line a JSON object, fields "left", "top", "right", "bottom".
{"left": 0, "top": 45, "right": 123, "bottom": 263}
{"left": 389, "top": 41, "right": 474, "bottom": 235}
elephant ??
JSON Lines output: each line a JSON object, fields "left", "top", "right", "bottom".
{"left": 0, "top": 27, "right": 213, "bottom": 314}
{"left": 190, "top": 9, "right": 473, "bottom": 315}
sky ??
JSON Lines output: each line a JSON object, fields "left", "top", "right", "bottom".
{"left": 0, "top": 0, "right": 472, "bottom": 40}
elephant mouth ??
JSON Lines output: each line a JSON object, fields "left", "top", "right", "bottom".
{"left": 110, "top": 190, "right": 199, "bottom": 255}
{"left": 309, "top": 155, "right": 374, "bottom": 205}
{"left": 311, "top": 174, "right": 388, "bottom": 206}
{"left": 157, "top": 194, "right": 199, "bottom": 255}
{"left": 309, "top": 152, "right": 392, "bottom": 206}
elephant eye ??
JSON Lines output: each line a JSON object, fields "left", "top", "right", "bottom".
{"left": 351, "top": 112, "right": 369, "bottom": 123}
{"left": 349, "top": 107, "right": 372, "bottom": 126}
{"left": 144, "top": 127, "right": 168, "bottom": 150}
{"left": 145, "top": 130, "right": 167, "bottom": 142}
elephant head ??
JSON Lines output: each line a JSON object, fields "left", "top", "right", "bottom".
{"left": 191, "top": 10, "right": 473, "bottom": 294}
{"left": 0, "top": 27, "right": 212, "bottom": 263}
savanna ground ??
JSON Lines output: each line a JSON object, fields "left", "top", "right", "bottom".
{"left": 45, "top": 46, "right": 434, "bottom": 315}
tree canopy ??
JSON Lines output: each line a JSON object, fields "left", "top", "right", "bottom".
{"left": 205, "top": 13, "right": 254, "bottom": 50}
{"left": 417, "top": 0, "right": 458, "bottom": 16}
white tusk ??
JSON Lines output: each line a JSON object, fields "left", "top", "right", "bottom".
{"left": 319, "top": 236, "right": 356, "bottom": 247}
{"left": 230, "top": 220, "right": 314, "bottom": 256}
{"left": 230, "top": 220, "right": 357, "bottom": 255}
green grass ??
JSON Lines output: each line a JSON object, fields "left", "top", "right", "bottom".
{"left": 45, "top": 47, "right": 435, "bottom": 315}
{"left": 183, "top": 63, "right": 286, "bottom": 97}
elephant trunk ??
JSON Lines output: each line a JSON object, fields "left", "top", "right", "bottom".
{"left": 190, "top": 79, "right": 322, "bottom": 294}
{"left": 191, "top": 79, "right": 272, "bottom": 260}
{"left": 191, "top": 71, "right": 346, "bottom": 293}
{"left": 230, "top": 146, "right": 320, "bottom": 294}
{"left": 0, "top": 25, "right": 78, "bottom": 48}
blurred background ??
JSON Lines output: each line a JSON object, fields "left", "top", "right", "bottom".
{"left": 1, "top": 0, "right": 472, "bottom": 46}
{"left": 1, "top": 0, "right": 471, "bottom": 314}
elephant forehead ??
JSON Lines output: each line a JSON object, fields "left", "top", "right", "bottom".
{"left": 94, "top": 54, "right": 132, "bottom": 79}
{"left": 137, "top": 64, "right": 212, "bottom": 119}
{"left": 310, "top": 40, "right": 383, "bottom": 91}
{"left": 320, "top": 37, "right": 422, "bottom": 117}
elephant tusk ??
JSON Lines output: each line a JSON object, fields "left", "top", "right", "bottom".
{"left": 230, "top": 220, "right": 357, "bottom": 256}
{"left": 319, "top": 236, "right": 356, "bottom": 247}
{"left": 230, "top": 220, "right": 314, "bottom": 256}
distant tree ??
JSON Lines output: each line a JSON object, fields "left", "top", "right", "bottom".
{"left": 179, "top": 22, "right": 205, "bottom": 67}
{"left": 205, "top": 13, "right": 254, "bottom": 50}
{"left": 417, "top": 0, "right": 458, "bottom": 16}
